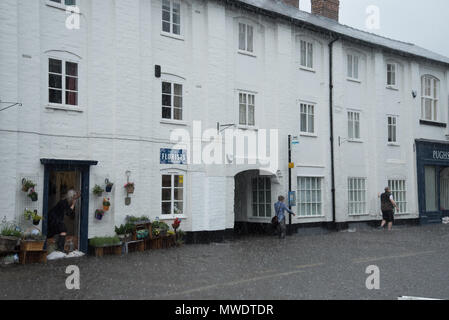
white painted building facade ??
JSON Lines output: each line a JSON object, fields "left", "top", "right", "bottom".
{"left": 1, "top": 0, "right": 449, "bottom": 250}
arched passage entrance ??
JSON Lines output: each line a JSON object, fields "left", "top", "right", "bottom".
{"left": 233, "top": 170, "right": 278, "bottom": 235}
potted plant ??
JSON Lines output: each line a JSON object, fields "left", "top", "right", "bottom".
{"left": 172, "top": 218, "right": 181, "bottom": 233}
{"left": 23, "top": 209, "right": 34, "bottom": 221}
{"left": 175, "top": 230, "right": 186, "bottom": 247}
{"left": 28, "top": 188, "right": 38, "bottom": 202}
{"left": 105, "top": 182, "right": 114, "bottom": 193}
{"left": 103, "top": 198, "right": 111, "bottom": 212}
{"left": 95, "top": 209, "right": 105, "bottom": 220}
{"left": 32, "top": 213, "right": 42, "bottom": 226}
{"left": 89, "top": 236, "right": 122, "bottom": 257}
{"left": 126, "top": 215, "right": 151, "bottom": 225}
{"left": 115, "top": 223, "right": 134, "bottom": 243}
{"left": 21, "top": 179, "right": 36, "bottom": 193}
{"left": 92, "top": 185, "right": 104, "bottom": 197}
{"left": 0, "top": 217, "right": 22, "bottom": 253}
{"left": 124, "top": 182, "right": 135, "bottom": 194}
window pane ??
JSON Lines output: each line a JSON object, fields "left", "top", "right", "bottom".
{"left": 162, "top": 82, "right": 171, "bottom": 94}
{"left": 162, "top": 189, "right": 171, "bottom": 201}
{"left": 173, "top": 24, "right": 180, "bottom": 35}
{"left": 49, "top": 74, "right": 62, "bottom": 89}
{"left": 66, "top": 91, "right": 78, "bottom": 106}
{"left": 66, "top": 62, "right": 78, "bottom": 76}
{"left": 162, "top": 175, "right": 171, "bottom": 187}
{"left": 173, "top": 96, "right": 182, "bottom": 108}
{"left": 174, "top": 202, "right": 183, "bottom": 214}
{"left": 354, "top": 56, "right": 359, "bottom": 78}
{"left": 425, "top": 166, "right": 438, "bottom": 212}
{"left": 49, "top": 59, "right": 62, "bottom": 74}
{"left": 174, "top": 108, "right": 182, "bottom": 120}
{"left": 300, "top": 41, "right": 306, "bottom": 66}
{"left": 162, "top": 202, "right": 171, "bottom": 215}
{"left": 239, "top": 104, "right": 246, "bottom": 125}
{"left": 174, "top": 188, "right": 183, "bottom": 201}
{"left": 247, "top": 25, "right": 253, "bottom": 52}
{"left": 239, "top": 23, "right": 246, "bottom": 50}
{"left": 248, "top": 105, "right": 255, "bottom": 126}
{"left": 162, "top": 21, "right": 171, "bottom": 33}
{"left": 66, "top": 76, "right": 78, "bottom": 91}
{"left": 49, "top": 89, "right": 62, "bottom": 104}
{"left": 307, "top": 42, "right": 313, "bottom": 68}
{"left": 347, "top": 55, "right": 352, "bottom": 77}
{"left": 174, "top": 175, "right": 183, "bottom": 187}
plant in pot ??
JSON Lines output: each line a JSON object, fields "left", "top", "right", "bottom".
{"left": 0, "top": 217, "right": 22, "bottom": 253}
{"left": 115, "top": 223, "right": 134, "bottom": 243}
{"left": 105, "top": 182, "right": 114, "bottom": 193}
{"left": 21, "top": 231, "right": 46, "bottom": 252}
{"left": 103, "top": 198, "right": 111, "bottom": 212}
{"left": 92, "top": 185, "right": 105, "bottom": 197}
{"left": 89, "top": 236, "right": 121, "bottom": 248}
{"left": 126, "top": 215, "right": 151, "bottom": 225}
{"left": 175, "top": 230, "right": 186, "bottom": 247}
{"left": 22, "top": 179, "right": 36, "bottom": 193}
{"left": 28, "top": 188, "right": 38, "bottom": 202}
{"left": 95, "top": 209, "right": 105, "bottom": 220}
{"left": 124, "top": 182, "right": 135, "bottom": 194}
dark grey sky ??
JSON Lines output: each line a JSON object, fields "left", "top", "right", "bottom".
{"left": 300, "top": 0, "right": 449, "bottom": 58}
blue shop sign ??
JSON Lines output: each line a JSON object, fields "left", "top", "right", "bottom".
{"left": 160, "top": 149, "right": 187, "bottom": 165}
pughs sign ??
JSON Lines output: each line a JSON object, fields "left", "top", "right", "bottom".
{"left": 433, "top": 150, "right": 449, "bottom": 161}
{"left": 160, "top": 148, "right": 187, "bottom": 165}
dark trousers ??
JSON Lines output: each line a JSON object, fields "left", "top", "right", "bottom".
{"left": 277, "top": 219, "right": 286, "bottom": 239}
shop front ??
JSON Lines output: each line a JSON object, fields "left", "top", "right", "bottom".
{"left": 416, "top": 139, "right": 449, "bottom": 224}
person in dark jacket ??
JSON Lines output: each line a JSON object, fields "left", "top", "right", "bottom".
{"left": 47, "top": 189, "right": 80, "bottom": 252}
{"left": 378, "top": 187, "right": 399, "bottom": 231}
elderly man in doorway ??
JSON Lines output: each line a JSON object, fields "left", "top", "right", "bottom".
{"left": 274, "top": 196, "right": 296, "bottom": 239}
{"left": 47, "top": 189, "right": 80, "bottom": 252}
{"left": 378, "top": 187, "right": 400, "bottom": 231}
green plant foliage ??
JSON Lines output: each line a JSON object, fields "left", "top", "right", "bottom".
{"left": 0, "top": 217, "right": 22, "bottom": 238}
{"left": 89, "top": 236, "right": 121, "bottom": 247}
{"left": 115, "top": 223, "right": 134, "bottom": 235}
{"left": 92, "top": 185, "right": 105, "bottom": 196}
{"left": 126, "top": 215, "right": 150, "bottom": 224}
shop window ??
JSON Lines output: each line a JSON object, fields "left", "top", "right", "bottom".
{"left": 297, "top": 177, "right": 322, "bottom": 217}
{"left": 424, "top": 166, "right": 438, "bottom": 212}
{"left": 388, "top": 179, "right": 407, "bottom": 213}
{"left": 251, "top": 177, "right": 271, "bottom": 218}
{"left": 348, "top": 177, "right": 367, "bottom": 215}
{"left": 161, "top": 174, "right": 184, "bottom": 216}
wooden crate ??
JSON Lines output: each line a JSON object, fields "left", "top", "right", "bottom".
{"left": 126, "top": 240, "right": 145, "bottom": 254}
{"left": 19, "top": 250, "right": 47, "bottom": 265}
{"left": 91, "top": 244, "right": 122, "bottom": 257}
{"left": 162, "top": 235, "right": 176, "bottom": 249}
{"left": 20, "top": 240, "right": 45, "bottom": 252}
{"left": 149, "top": 237, "right": 163, "bottom": 250}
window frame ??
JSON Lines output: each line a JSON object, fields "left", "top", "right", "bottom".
{"left": 347, "top": 110, "right": 361, "bottom": 141}
{"left": 299, "top": 40, "right": 314, "bottom": 70}
{"left": 387, "top": 115, "right": 398, "bottom": 145}
{"left": 297, "top": 176, "right": 323, "bottom": 217}
{"left": 251, "top": 177, "right": 272, "bottom": 218}
{"left": 348, "top": 177, "right": 368, "bottom": 216}
{"left": 47, "top": 57, "right": 79, "bottom": 108}
{"left": 388, "top": 179, "right": 407, "bottom": 214}
{"left": 238, "top": 91, "right": 256, "bottom": 127}
{"left": 162, "top": 80, "right": 183, "bottom": 121}
{"left": 386, "top": 62, "right": 397, "bottom": 88}
{"left": 47, "top": 0, "right": 77, "bottom": 9}
{"left": 421, "top": 75, "right": 440, "bottom": 122}
{"left": 161, "top": 0, "right": 182, "bottom": 38}
{"left": 238, "top": 22, "right": 255, "bottom": 55}
{"left": 347, "top": 54, "right": 360, "bottom": 81}
{"left": 161, "top": 173, "right": 186, "bottom": 218}
{"left": 300, "top": 102, "right": 316, "bottom": 136}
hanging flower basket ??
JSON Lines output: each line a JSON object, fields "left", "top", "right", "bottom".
{"left": 103, "top": 198, "right": 111, "bottom": 212}
{"left": 124, "top": 183, "right": 135, "bottom": 194}
{"left": 95, "top": 209, "right": 105, "bottom": 220}
{"left": 92, "top": 185, "right": 104, "bottom": 197}
{"left": 21, "top": 179, "right": 36, "bottom": 193}
{"left": 28, "top": 190, "right": 38, "bottom": 202}
{"left": 105, "top": 182, "right": 114, "bottom": 193}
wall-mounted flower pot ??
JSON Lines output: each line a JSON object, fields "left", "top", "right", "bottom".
{"left": 32, "top": 220, "right": 41, "bottom": 226}
{"left": 126, "top": 186, "right": 134, "bottom": 194}
{"left": 105, "top": 184, "right": 114, "bottom": 192}
{"left": 95, "top": 210, "right": 105, "bottom": 220}
{"left": 28, "top": 192, "right": 38, "bottom": 202}
{"left": 103, "top": 205, "right": 110, "bottom": 212}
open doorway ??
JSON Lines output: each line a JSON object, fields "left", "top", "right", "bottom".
{"left": 47, "top": 170, "right": 81, "bottom": 252}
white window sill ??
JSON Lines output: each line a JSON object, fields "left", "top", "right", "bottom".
{"left": 296, "top": 215, "right": 325, "bottom": 219}
{"left": 387, "top": 142, "right": 400, "bottom": 147}
{"left": 347, "top": 138, "right": 363, "bottom": 143}
{"left": 347, "top": 77, "right": 361, "bottom": 84}
{"left": 237, "top": 125, "right": 258, "bottom": 131}
{"left": 160, "top": 119, "right": 188, "bottom": 126}
{"left": 300, "top": 132, "right": 317, "bottom": 138}
{"left": 386, "top": 85, "right": 399, "bottom": 91}
{"left": 237, "top": 50, "right": 257, "bottom": 58}
{"left": 299, "top": 66, "right": 316, "bottom": 73}
{"left": 159, "top": 215, "right": 187, "bottom": 220}
{"left": 45, "top": 1, "right": 81, "bottom": 13}
{"left": 348, "top": 213, "right": 370, "bottom": 217}
{"left": 160, "top": 31, "right": 185, "bottom": 41}
{"left": 248, "top": 217, "right": 271, "bottom": 221}
{"left": 46, "top": 104, "right": 84, "bottom": 113}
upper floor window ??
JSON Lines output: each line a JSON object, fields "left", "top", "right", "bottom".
{"left": 162, "top": 0, "right": 181, "bottom": 35}
{"left": 387, "top": 115, "right": 398, "bottom": 143}
{"left": 238, "top": 23, "right": 254, "bottom": 53}
{"left": 300, "top": 103, "right": 315, "bottom": 134}
{"left": 239, "top": 92, "right": 255, "bottom": 126}
{"left": 300, "top": 40, "right": 313, "bottom": 69}
{"left": 347, "top": 54, "right": 359, "bottom": 80}
{"left": 48, "top": 58, "right": 78, "bottom": 106}
{"left": 387, "top": 63, "right": 397, "bottom": 87}
{"left": 348, "top": 111, "right": 361, "bottom": 140}
{"left": 421, "top": 75, "right": 440, "bottom": 122}
{"left": 49, "top": 0, "right": 76, "bottom": 6}
{"left": 162, "top": 81, "right": 183, "bottom": 120}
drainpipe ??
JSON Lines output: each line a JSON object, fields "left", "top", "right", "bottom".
{"left": 328, "top": 36, "right": 339, "bottom": 229}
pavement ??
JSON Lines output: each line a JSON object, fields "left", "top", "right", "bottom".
{"left": 1, "top": 224, "right": 448, "bottom": 300}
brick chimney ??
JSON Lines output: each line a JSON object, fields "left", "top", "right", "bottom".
{"left": 311, "top": 0, "right": 340, "bottom": 21}
{"left": 281, "top": 0, "right": 299, "bottom": 9}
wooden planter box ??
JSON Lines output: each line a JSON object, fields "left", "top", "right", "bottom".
{"left": 162, "top": 235, "right": 176, "bottom": 249}
{"left": 20, "top": 240, "right": 45, "bottom": 252}
{"left": 90, "top": 244, "right": 122, "bottom": 257}
{"left": 19, "top": 250, "right": 47, "bottom": 265}
{"left": 125, "top": 240, "right": 145, "bottom": 254}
